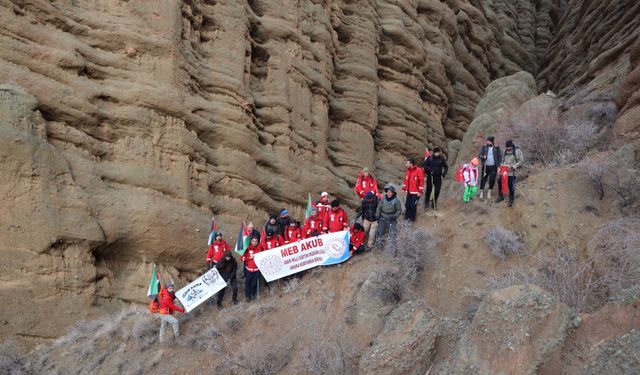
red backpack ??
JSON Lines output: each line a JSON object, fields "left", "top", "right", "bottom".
{"left": 454, "top": 165, "right": 465, "bottom": 184}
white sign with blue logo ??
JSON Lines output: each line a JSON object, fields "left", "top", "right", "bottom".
{"left": 176, "top": 268, "right": 227, "bottom": 312}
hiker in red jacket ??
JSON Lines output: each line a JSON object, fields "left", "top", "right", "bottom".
{"left": 303, "top": 208, "right": 322, "bottom": 238}
{"left": 158, "top": 282, "right": 185, "bottom": 343}
{"left": 349, "top": 223, "right": 366, "bottom": 256}
{"left": 284, "top": 221, "right": 302, "bottom": 244}
{"left": 353, "top": 167, "right": 380, "bottom": 199}
{"left": 402, "top": 158, "right": 424, "bottom": 222}
{"left": 206, "top": 232, "right": 230, "bottom": 268}
{"left": 315, "top": 192, "right": 331, "bottom": 222}
{"left": 323, "top": 199, "right": 348, "bottom": 233}
{"left": 263, "top": 230, "right": 284, "bottom": 250}
{"left": 241, "top": 237, "right": 262, "bottom": 302}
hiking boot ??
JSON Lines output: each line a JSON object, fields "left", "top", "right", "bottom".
{"left": 431, "top": 200, "right": 435, "bottom": 209}
{"left": 433, "top": 201, "right": 438, "bottom": 210}
{"left": 508, "top": 199, "right": 514, "bottom": 208}
{"left": 487, "top": 190, "right": 492, "bottom": 199}
{"left": 496, "top": 195, "right": 505, "bottom": 203}
{"left": 479, "top": 190, "right": 484, "bottom": 199}
{"left": 424, "top": 201, "right": 430, "bottom": 211}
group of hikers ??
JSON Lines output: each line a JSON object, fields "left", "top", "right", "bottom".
{"left": 153, "top": 137, "right": 524, "bottom": 342}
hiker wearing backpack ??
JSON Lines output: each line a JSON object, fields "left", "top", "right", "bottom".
{"left": 375, "top": 185, "right": 403, "bottom": 246}
{"left": 462, "top": 158, "right": 480, "bottom": 203}
{"left": 478, "top": 136, "right": 502, "bottom": 200}
{"left": 402, "top": 158, "right": 424, "bottom": 222}
{"left": 422, "top": 147, "right": 448, "bottom": 210}
{"left": 354, "top": 167, "right": 380, "bottom": 199}
{"left": 158, "top": 282, "right": 185, "bottom": 343}
{"left": 496, "top": 140, "right": 524, "bottom": 207}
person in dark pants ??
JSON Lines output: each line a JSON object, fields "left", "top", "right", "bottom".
{"left": 215, "top": 251, "right": 238, "bottom": 308}
{"left": 375, "top": 185, "right": 403, "bottom": 246}
{"left": 422, "top": 147, "right": 448, "bottom": 210}
{"left": 496, "top": 140, "right": 524, "bottom": 207}
{"left": 478, "top": 136, "right": 502, "bottom": 200}
{"left": 401, "top": 158, "right": 424, "bottom": 222}
{"left": 241, "top": 237, "right": 262, "bottom": 302}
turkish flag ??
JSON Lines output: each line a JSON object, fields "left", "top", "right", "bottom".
{"left": 499, "top": 166, "right": 510, "bottom": 194}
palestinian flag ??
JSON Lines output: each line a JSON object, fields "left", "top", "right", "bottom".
{"left": 305, "top": 193, "right": 313, "bottom": 219}
{"left": 147, "top": 263, "right": 160, "bottom": 299}
{"left": 234, "top": 221, "right": 251, "bottom": 256}
{"left": 207, "top": 217, "right": 219, "bottom": 246}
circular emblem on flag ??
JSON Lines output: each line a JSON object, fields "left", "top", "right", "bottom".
{"left": 257, "top": 254, "right": 285, "bottom": 277}
{"left": 326, "top": 238, "right": 347, "bottom": 258}
{"left": 202, "top": 269, "right": 220, "bottom": 286}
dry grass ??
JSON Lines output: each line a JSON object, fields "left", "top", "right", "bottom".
{"left": 484, "top": 225, "right": 525, "bottom": 260}
{"left": 583, "top": 153, "right": 640, "bottom": 207}
{"left": 0, "top": 341, "right": 26, "bottom": 375}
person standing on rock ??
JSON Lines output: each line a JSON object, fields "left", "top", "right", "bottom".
{"left": 276, "top": 209, "right": 291, "bottom": 237}
{"left": 215, "top": 251, "right": 238, "bottom": 308}
{"left": 478, "top": 136, "right": 502, "bottom": 200}
{"left": 463, "top": 158, "right": 480, "bottom": 203}
{"left": 206, "top": 232, "right": 231, "bottom": 269}
{"left": 264, "top": 214, "right": 281, "bottom": 240}
{"left": 354, "top": 167, "right": 380, "bottom": 199}
{"left": 402, "top": 158, "right": 424, "bottom": 222}
{"left": 241, "top": 237, "right": 262, "bottom": 302}
{"left": 158, "top": 282, "right": 185, "bottom": 343}
{"left": 315, "top": 192, "right": 331, "bottom": 222}
{"left": 356, "top": 191, "right": 379, "bottom": 249}
{"left": 323, "top": 199, "right": 348, "bottom": 233}
{"left": 375, "top": 185, "right": 402, "bottom": 246}
{"left": 302, "top": 208, "right": 322, "bottom": 238}
{"left": 496, "top": 140, "right": 524, "bottom": 207}
{"left": 422, "top": 147, "right": 448, "bottom": 210}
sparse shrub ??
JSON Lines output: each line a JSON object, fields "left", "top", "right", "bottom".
{"left": 583, "top": 153, "right": 640, "bottom": 207}
{"left": 303, "top": 339, "right": 349, "bottom": 375}
{"left": 484, "top": 225, "right": 524, "bottom": 260}
{"left": 179, "top": 325, "right": 221, "bottom": 352}
{"left": 132, "top": 314, "right": 158, "bottom": 349}
{"left": 384, "top": 221, "right": 438, "bottom": 284}
{"left": 489, "top": 219, "right": 640, "bottom": 312}
{"left": 223, "top": 317, "right": 241, "bottom": 333}
{"left": 368, "top": 264, "right": 403, "bottom": 303}
{"left": 498, "top": 97, "right": 596, "bottom": 166}
{"left": 240, "top": 341, "right": 293, "bottom": 375}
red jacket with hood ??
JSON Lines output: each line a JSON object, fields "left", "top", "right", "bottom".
{"left": 159, "top": 287, "right": 185, "bottom": 315}
{"left": 303, "top": 216, "right": 322, "bottom": 238}
{"left": 354, "top": 173, "right": 379, "bottom": 199}
{"left": 402, "top": 166, "right": 424, "bottom": 195}
{"left": 349, "top": 226, "right": 365, "bottom": 249}
{"left": 315, "top": 198, "right": 331, "bottom": 221}
{"left": 284, "top": 227, "right": 302, "bottom": 243}
{"left": 241, "top": 243, "right": 262, "bottom": 272}
{"left": 206, "top": 239, "right": 231, "bottom": 264}
{"left": 323, "top": 208, "right": 348, "bottom": 233}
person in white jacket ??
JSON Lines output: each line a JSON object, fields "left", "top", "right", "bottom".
{"left": 463, "top": 158, "right": 480, "bottom": 203}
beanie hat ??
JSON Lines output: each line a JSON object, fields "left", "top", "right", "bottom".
{"left": 353, "top": 223, "right": 363, "bottom": 231}
{"left": 432, "top": 147, "right": 441, "bottom": 153}
{"left": 215, "top": 232, "right": 222, "bottom": 237}
{"left": 280, "top": 209, "right": 288, "bottom": 216}
{"left": 362, "top": 167, "right": 370, "bottom": 173}
{"left": 165, "top": 282, "right": 174, "bottom": 289}
{"left": 471, "top": 157, "right": 480, "bottom": 166}
{"left": 384, "top": 184, "right": 396, "bottom": 193}
{"left": 321, "top": 192, "right": 329, "bottom": 197}
{"left": 364, "top": 191, "right": 375, "bottom": 200}
{"left": 330, "top": 199, "right": 340, "bottom": 207}
{"left": 505, "top": 140, "right": 515, "bottom": 148}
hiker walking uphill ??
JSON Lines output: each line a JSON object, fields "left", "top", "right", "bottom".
{"left": 463, "top": 158, "right": 480, "bottom": 203}
{"left": 422, "top": 147, "right": 448, "bottom": 210}
{"left": 323, "top": 199, "right": 348, "bottom": 233}
{"left": 206, "top": 232, "right": 230, "bottom": 269}
{"left": 375, "top": 185, "right": 402, "bottom": 246}
{"left": 402, "top": 158, "right": 424, "bottom": 222}
{"left": 158, "top": 282, "right": 185, "bottom": 343}
{"left": 354, "top": 167, "right": 380, "bottom": 199}
{"left": 496, "top": 140, "right": 524, "bottom": 207}
{"left": 478, "top": 136, "right": 502, "bottom": 200}
{"left": 357, "top": 191, "right": 379, "bottom": 249}
{"left": 241, "top": 237, "right": 262, "bottom": 302}
{"left": 215, "top": 251, "right": 238, "bottom": 308}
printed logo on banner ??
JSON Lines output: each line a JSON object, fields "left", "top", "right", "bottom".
{"left": 202, "top": 269, "right": 220, "bottom": 286}
{"left": 257, "top": 254, "right": 285, "bottom": 277}
{"left": 326, "top": 237, "right": 347, "bottom": 258}
{"left": 185, "top": 287, "right": 205, "bottom": 302}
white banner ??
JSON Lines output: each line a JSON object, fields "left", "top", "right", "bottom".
{"left": 254, "top": 230, "right": 350, "bottom": 282}
{"left": 175, "top": 268, "right": 227, "bottom": 312}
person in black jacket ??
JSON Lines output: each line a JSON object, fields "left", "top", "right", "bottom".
{"left": 356, "top": 191, "right": 379, "bottom": 249}
{"left": 216, "top": 251, "right": 238, "bottom": 308}
{"left": 478, "top": 136, "right": 502, "bottom": 200}
{"left": 422, "top": 147, "right": 448, "bottom": 210}
{"left": 264, "top": 214, "right": 282, "bottom": 238}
